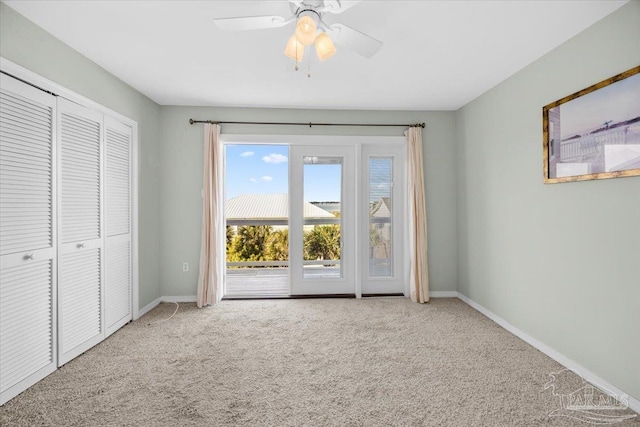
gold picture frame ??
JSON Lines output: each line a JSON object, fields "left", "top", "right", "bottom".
{"left": 543, "top": 65, "right": 640, "bottom": 183}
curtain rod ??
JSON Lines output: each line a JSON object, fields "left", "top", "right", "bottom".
{"left": 188, "top": 119, "right": 425, "bottom": 128}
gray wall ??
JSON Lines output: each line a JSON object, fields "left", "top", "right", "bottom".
{"left": 0, "top": 2, "right": 162, "bottom": 309}
{"left": 159, "top": 107, "right": 457, "bottom": 296}
{"left": 456, "top": 1, "right": 640, "bottom": 402}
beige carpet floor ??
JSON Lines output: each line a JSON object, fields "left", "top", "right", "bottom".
{"left": 1, "top": 298, "right": 638, "bottom": 426}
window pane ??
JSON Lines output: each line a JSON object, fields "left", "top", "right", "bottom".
{"left": 369, "top": 158, "right": 393, "bottom": 277}
{"left": 303, "top": 157, "right": 342, "bottom": 280}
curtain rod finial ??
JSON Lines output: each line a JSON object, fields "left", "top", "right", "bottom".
{"left": 189, "top": 118, "right": 194, "bottom": 125}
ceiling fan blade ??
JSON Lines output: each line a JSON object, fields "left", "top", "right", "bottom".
{"left": 213, "top": 15, "right": 291, "bottom": 32}
{"left": 327, "top": 23, "right": 382, "bottom": 58}
{"left": 321, "top": 0, "right": 362, "bottom": 14}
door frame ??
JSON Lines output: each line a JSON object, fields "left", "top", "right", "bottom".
{"left": 221, "top": 134, "right": 408, "bottom": 298}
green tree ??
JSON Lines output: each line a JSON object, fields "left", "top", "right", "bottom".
{"left": 226, "top": 226, "right": 235, "bottom": 251}
{"left": 304, "top": 225, "right": 341, "bottom": 261}
{"left": 229, "top": 225, "right": 273, "bottom": 262}
{"left": 266, "top": 228, "right": 289, "bottom": 261}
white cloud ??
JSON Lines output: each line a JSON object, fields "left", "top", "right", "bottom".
{"left": 262, "top": 153, "right": 288, "bottom": 164}
{"left": 249, "top": 178, "right": 257, "bottom": 183}
{"left": 240, "top": 151, "right": 255, "bottom": 157}
{"left": 261, "top": 176, "right": 273, "bottom": 182}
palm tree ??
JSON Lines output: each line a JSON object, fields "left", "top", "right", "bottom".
{"left": 230, "top": 225, "right": 273, "bottom": 261}
{"left": 266, "top": 229, "right": 289, "bottom": 261}
{"left": 304, "top": 225, "right": 341, "bottom": 261}
{"left": 226, "top": 226, "right": 235, "bottom": 251}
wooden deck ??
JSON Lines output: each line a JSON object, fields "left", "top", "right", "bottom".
{"left": 225, "top": 268, "right": 289, "bottom": 298}
{"left": 224, "top": 266, "right": 343, "bottom": 298}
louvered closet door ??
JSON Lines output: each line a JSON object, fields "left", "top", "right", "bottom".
{"left": 0, "top": 75, "right": 57, "bottom": 405}
{"left": 104, "top": 117, "right": 132, "bottom": 337}
{"left": 57, "top": 99, "right": 104, "bottom": 366}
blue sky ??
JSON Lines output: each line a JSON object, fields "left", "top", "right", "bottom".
{"left": 225, "top": 145, "right": 341, "bottom": 202}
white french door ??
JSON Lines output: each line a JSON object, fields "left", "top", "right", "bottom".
{"left": 289, "top": 145, "right": 356, "bottom": 295}
{"left": 288, "top": 141, "right": 406, "bottom": 296}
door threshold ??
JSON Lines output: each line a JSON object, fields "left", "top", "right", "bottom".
{"left": 222, "top": 293, "right": 356, "bottom": 301}
{"left": 362, "top": 293, "right": 405, "bottom": 298}
{"left": 221, "top": 293, "right": 404, "bottom": 301}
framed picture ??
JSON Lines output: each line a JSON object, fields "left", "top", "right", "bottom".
{"left": 543, "top": 65, "right": 640, "bottom": 183}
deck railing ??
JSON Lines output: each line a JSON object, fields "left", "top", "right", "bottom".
{"left": 227, "top": 260, "right": 340, "bottom": 268}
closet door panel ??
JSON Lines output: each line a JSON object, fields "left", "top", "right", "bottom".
{"left": 59, "top": 248, "right": 101, "bottom": 354}
{"left": 0, "top": 260, "right": 54, "bottom": 397}
{"left": 105, "top": 236, "right": 130, "bottom": 334}
{"left": 59, "top": 108, "right": 101, "bottom": 244}
{"left": 105, "top": 122, "right": 131, "bottom": 237}
{"left": 104, "top": 118, "right": 132, "bottom": 336}
{"left": 0, "top": 75, "right": 57, "bottom": 405}
{"left": 57, "top": 99, "right": 104, "bottom": 366}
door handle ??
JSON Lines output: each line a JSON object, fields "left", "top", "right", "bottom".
{"left": 77, "top": 242, "right": 85, "bottom": 249}
{"left": 24, "top": 253, "right": 35, "bottom": 261}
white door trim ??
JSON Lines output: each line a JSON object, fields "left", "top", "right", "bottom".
{"left": 221, "top": 134, "right": 406, "bottom": 297}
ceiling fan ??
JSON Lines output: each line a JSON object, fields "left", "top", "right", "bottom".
{"left": 213, "top": 0, "right": 383, "bottom": 63}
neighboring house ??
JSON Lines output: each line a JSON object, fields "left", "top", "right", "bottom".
{"left": 310, "top": 201, "right": 341, "bottom": 215}
{"left": 369, "top": 197, "right": 392, "bottom": 268}
{"left": 226, "top": 193, "right": 336, "bottom": 230}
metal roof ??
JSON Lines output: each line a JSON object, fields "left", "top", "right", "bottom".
{"left": 226, "top": 194, "right": 336, "bottom": 221}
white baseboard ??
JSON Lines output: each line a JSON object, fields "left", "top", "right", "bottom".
{"left": 135, "top": 295, "right": 195, "bottom": 319}
{"left": 456, "top": 292, "right": 640, "bottom": 414}
{"left": 136, "top": 297, "right": 161, "bottom": 319}
{"left": 161, "top": 295, "right": 197, "bottom": 303}
{"left": 429, "top": 291, "right": 459, "bottom": 298}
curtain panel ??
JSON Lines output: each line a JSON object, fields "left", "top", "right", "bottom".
{"left": 406, "top": 127, "right": 430, "bottom": 303}
{"left": 197, "top": 124, "right": 223, "bottom": 307}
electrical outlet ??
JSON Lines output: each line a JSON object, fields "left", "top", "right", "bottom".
{"left": 182, "top": 262, "right": 189, "bottom": 272}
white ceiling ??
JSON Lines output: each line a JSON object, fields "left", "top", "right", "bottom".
{"left": 4, "top": 0, "right": 628, "bottom": 110}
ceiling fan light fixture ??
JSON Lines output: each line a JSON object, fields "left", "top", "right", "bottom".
{"left": 314, "top": 32, "right": 336, "bottom": 61}
{"left": 284, "top": 34, "right": 305, "bottom": 62}
{"left": 295, "top": 12, "right": 319, "bottom": 46}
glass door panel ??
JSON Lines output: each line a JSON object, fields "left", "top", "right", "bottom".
{"left": 303, "top": 157, "right": 342, "bottom": 280}
{"left": 368, "top": 158, "right": 393, "bottom": 278}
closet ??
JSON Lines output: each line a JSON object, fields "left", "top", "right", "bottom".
{"left": 0, "top": 73, "right": 134, "bottom": 405}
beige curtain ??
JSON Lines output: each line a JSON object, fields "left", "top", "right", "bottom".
{"left": 197, "top": 124, "right": 223, "bottom": 307}
{"left": 405, "top": 126, "right": 429, "bottom": 303}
